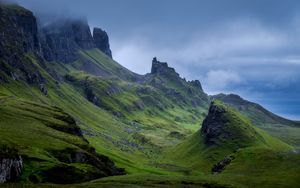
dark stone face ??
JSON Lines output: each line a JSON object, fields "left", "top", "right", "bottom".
{"left": 93, "top": 27, "right": 112, "bottom": 58}
{"left": 0, "top": 4, "right": 46, "bottom": 83}
{"left": 150, "top": 57, "right": 179, "bottom": 77}
{"left": 201, "top": 103, "right": 227, "bottom": 145}
{"left": 0, "top": 5, "right": 40, "bottom": 58}
{"left": 212, "top": 155, "right": 235, "bottom": 173}
{"left": 41, "top": 19, "right": 95, "bottom": 63}
{"left": 0, "top": 3, "right": 114, "bottom": 67}
{"left": 40, "top": 21, "right": 113, "bottom": 62}
{"left": 189, "top": 80, "right": 203, "bottom": 91}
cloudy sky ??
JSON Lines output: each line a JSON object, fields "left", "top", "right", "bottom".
{"left": 16, "top": 0, "right": 300, "bottom": 120}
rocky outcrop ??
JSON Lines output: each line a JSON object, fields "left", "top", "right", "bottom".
{"left": 0, "top": 146, "right": 23, "bottom": 183}
{"left": 142, "top": 57, "right": 209, "bottom": 109}
{"left": 0, "top": 157, "right": 23, "bottom": 183}
{"left": 0, "top": 3, "right": 45, "bottom": 82}
{"left": 93, "top": 28, "right": 112, "bottom": 58}
{"left": 201, "top": 102, "right": 227, "bottom": 145}
{"left": 40, "top": 19, "right": 95, "bottom": 63}
{"left": 44, "top": 109, "right": 83, "bottom": 136}
{"left": 151, "top": 57, "right": 179, "bottom": 77}
{"left": 212, "top": 155, "right": 234, "bottom": 173}
{"left": 0, "top": 3, "right": 113, "bottom": 67}
{"left": 201, "top": 101, "right": 264, "bottom": 149}
{"left": 0, "top": 4, "right": 40, "bottom": 56}
{"left": 189, "top": 80, "right": 203, "bottom": 91}
{"left": 44, "top": 147, "right": 125, "bottom": 184}
{"left": 40, "top": 19, "right": 113, "bottom": 63}
{"left": 39, "top": 83, "right": 48, "bottom": 95}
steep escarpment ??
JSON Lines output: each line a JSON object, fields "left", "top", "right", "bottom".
{"left": 40, "top": 19, "right": 113, "bottom": 63}
{"left": 0, "top": 3, "right": 113, "bottom": 70}
{"left": 0, "top": 4, "right": 40, "bottom": 55}
{"left": 0, "top": 4, "right": 44, "bottom": 83}
{"left": 93, "top": 27, "right": 112, "bottom": 58}
{"left": 40, "top": 19, "right": 95, "bottom": 63}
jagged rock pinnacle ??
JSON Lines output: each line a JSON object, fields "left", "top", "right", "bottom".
{"left": 151, "top": 57, "right": 178, "bottom": 77}
{"left": 93, "top": 28, "right": 112, "bottom": 58}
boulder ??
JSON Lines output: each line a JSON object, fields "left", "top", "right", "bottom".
{"left": 212, "top": 155, "right": 234, "bottom": 173}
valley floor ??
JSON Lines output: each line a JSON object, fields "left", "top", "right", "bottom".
{"left": 1, "top": 171, "right": 300, "bottom": 188}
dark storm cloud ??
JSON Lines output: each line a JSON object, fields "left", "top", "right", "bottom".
{"left": 14, "top": 0, "right": 300, "bottom": 120}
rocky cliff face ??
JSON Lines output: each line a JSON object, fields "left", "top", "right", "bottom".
{"left": 93, "top": 27, "right": 112, "bottom": 58}
{"left": 0, "top": 146, "right": 23, "bottom": 183}
{"left": 0, "top": 4, "right": 40, "bottom": 56}
{"left": 151, "top": 57, "right": 179, "bottom": 77}
{"left": 150, "top": 57, "right": 204, "bottom": 91}
{"left": 0, "top": 4, "right": 45, "bottom": 83}
{"left": 201, "top": 102, "right": 227, "bottom": 145}
{"left": 201, "top": 101, "right": 264, "bottom": 148}
{"left": 40, "top": 19, "right": 95, "bottom": 63}
{"left": 189, "top": 80, "right": 203, "bottom": 91}
{"left": 0, "top": 157, "right": 23, "bottom": 183}
{"left": 0, "top": 2, "right": 114, "bottom": 85}
{"left": 0, "top": 3, "right": 113, "bottom": 66}
{"left": 40, "top": 20, "right": 113, "bottom": 63}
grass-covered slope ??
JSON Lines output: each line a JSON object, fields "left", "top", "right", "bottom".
{"left": 2, "top": 100, "right": 297, "bottom": 187}
{"left": 162, "top": 101, "right": 299, "bottom": 187}
{"left": 212, "top": 94, "right": 300, "bottom": 146}
{"left": 0, "top": 3, "right": 299, "bottom": 187}
{"left": 0, "top": 50, "right": 208, "bottom": 179}
{"left": 0, "top": 96, "right": 124, "bottom": 183}
{"left": 0, "top": 43, "right": 298, "bottom": 187}
{"left": 168, "top": 101, "right": 292, "bottom": 172}
{"left": 69, "top": 49, "right": 139, "bottom": 81}
{"left": 61, "top": 53, "right": 210, "bottom": 149}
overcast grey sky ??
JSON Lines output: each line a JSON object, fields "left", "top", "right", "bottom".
{"left": 15, "top": 0, "right": 300, "bottom": 120}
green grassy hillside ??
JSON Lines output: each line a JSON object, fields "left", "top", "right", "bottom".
{"left": 168, "top": 101, "right": 290, "bottom": 170}
{"left": 0, "top": 49, "right": 299, "bottom": 187}
{"left": 0, "top": 51, "right": 209, "bottom": 179}
{"left": 0, "top": 96, "right": 124, "bottom": 183}
{"left": 0, "top": 3, "right": 299, "bottom": 186}
{"left": 161, "top": 101, "right": 298, "bottom": 187}
{"left": 212, "top": 94, "right": 300, "bottom": 146}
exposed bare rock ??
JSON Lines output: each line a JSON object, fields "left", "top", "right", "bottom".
{"left": 93, "top": 27, "right": 112, "bottom": 58}
{"left": 212, "top": 155, "right": 235, "bottom": 173}
{"left": 0, "top": 156, "right": 23, "bottom": 183}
